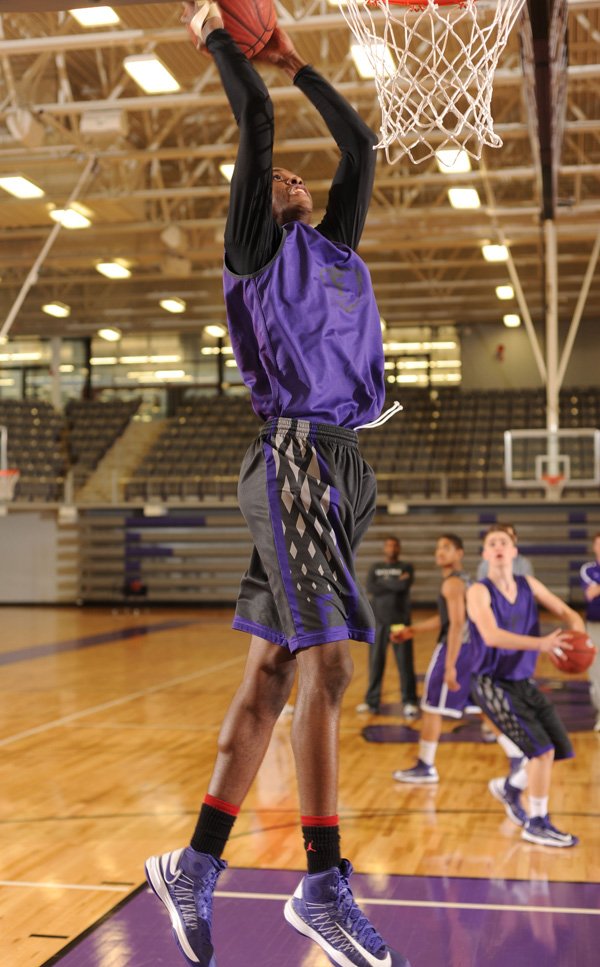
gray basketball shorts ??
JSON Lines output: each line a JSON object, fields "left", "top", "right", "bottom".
{"left": 471, "top": 675, "right": 574, "bottom": 761}
{"left": 233, "top": 417, "right": 377, "bottom": 653}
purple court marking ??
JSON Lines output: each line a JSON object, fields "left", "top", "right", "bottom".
{"left": 45, "top": 867, "right": 600, "bottom": 967}
{"left": 0, "top": 620, "right": 198, "bottom": 668}
{"left": 365, "top": 680, "right": 596, "bottom": 743}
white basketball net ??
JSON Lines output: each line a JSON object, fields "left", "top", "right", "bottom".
{"left": 340, "top": 0, "right": 527, "bottom": 164}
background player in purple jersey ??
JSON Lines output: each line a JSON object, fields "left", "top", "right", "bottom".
{"left": 145, "top": 5, "right": 410, "bottom": 967}
{"left": 391, "top": 534, "right": 480, "bottom": 784}
{"left": 580, "top": 532, "right": 600, "bottom": 732}
{"left": 467, "top": 526, "right": 584, "bottom": 848}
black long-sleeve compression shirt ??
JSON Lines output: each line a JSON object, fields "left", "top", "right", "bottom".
{"left": 205, "top": 30, "right": 378, "bottom": 276}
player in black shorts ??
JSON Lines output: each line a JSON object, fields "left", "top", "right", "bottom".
{"left": 144, "top": 5, "right": 409, "bottom": 967}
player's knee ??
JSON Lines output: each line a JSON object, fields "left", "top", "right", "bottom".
{"left": 239, "top": 660, "right": 295, "bottom": 718}
{"left": 301, "top": 652, "right": 353, "bottom": 705}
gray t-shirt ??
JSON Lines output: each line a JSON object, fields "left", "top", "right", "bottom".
{"left": 476, "top": 554, "right": 534, "bottom": 581}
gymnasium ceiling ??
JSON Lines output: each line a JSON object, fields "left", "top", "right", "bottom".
{"left": 0, "top": 0, "right": 599, "bottom": 348}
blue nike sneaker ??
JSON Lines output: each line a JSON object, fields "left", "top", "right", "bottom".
{"left": 145, "top": 847, "right": 226, "bottom": 966}
{"left": 488, "top": 776, "right": 527, "bottom": 827}
{"left": 284, "top": 859, "right": 411, "bottom": 966}
{"left": 521, "top": 815, "right": 579, "bottom": 848}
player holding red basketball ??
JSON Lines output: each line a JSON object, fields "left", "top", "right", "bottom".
{"left": 467, "top": 525, "right": 584, "bottom": 847}
{"left": 145, "top": 3, "right": 410, "bottom": 967}
{"left": 580, "top": 532, "right": 600, "bottom": 731}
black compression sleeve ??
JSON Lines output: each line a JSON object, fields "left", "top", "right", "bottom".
{"left": 206, "top": 30, "right": 282, "bottom": 276}
{"left": 293, "top": 66, "right": 378, "bottom": 250}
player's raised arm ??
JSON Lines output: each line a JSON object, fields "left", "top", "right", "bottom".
{"left": 525, "top": 576, "right": 585, "bottom": 632}
{"left": 290, "top": 63, "right": 378, "bottom": 249}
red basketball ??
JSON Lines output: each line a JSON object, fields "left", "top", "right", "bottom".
{"left": 220, "top": 0, "right": 276, "bottom": 59}
{"left": 549, "top": 630, "right": 597, "bottom": 674}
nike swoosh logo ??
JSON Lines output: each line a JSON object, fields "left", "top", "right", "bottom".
{"left": 337, "top": 923, "right": 392, "bottom": 967}
{"left": 165, "top": 849, "right": 183, "bottom": 882}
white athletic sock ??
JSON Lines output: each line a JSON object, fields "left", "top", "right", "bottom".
{"left": 418, "top": 739, "right": 438, "bottom": 767}
{"left": 497, "top": 734, "right": 522, "bottom": 758}
{"left": 509, "top": 765, "right": 528, "bottom": 791}
{"left": 529, "top": 796, "right": 549, "bottom": 818}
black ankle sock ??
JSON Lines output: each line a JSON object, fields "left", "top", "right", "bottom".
{"left": 191, "top": 797, "right": 239, "bottom": 858}
{"left": 301, "top": 819, "right": 341, "bottom": 874}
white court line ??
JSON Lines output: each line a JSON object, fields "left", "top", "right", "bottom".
{"left": 0, "top": 880, "right": 131, "bottom": 893}
{"left": 214, "top": 890, "right": 600, "bottom": 917}
{"left": 0, "top": 655, "right": 245, "bottom": 749}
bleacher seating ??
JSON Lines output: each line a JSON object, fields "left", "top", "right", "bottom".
{"left": 125, "top": 396, "right": 259, "bottom": 502}
{"left": 125, "top": 387, "right": 600, "bottom": 503}
{"left": 0, "top": 400, "right": 67, "bottom": 501}
{"left": 66, "top": 398, "right": 141, "bottom": 489}
{"left": 2, "top": 387, "right": 598, "bottom": 505}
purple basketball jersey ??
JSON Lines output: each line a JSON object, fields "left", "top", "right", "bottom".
{"left": 223, "top": 221, "right": 385, "bottom": 429}
{"left": 469, "top": 575, "right": 540, "bottom": 680}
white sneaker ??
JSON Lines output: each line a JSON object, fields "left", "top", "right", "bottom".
{"left": 355, "top": 702, "right": 378, "bottom": 714}
{"left": 594, "top": 716, "right": 600, "bottom": 733}
{"left": 403, "top": 703, "right": 419, "bottom": 720}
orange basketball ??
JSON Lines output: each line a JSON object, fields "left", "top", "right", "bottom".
{"left": 220, "top": 0, "right": 276, "bottom": 59}
{"left": 549, "top": 630, "right": 597, "bottom": 674}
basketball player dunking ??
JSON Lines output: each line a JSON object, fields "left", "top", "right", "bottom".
{"left": 145, "top": 4, "right": 409, "bottom": 966}
{"left": 467, "top": 526, "right": 584, "bottom": 847}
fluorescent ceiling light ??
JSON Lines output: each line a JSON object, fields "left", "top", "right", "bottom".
{"left": 154, "top": 370, "right": 185, "bottom": 379}
{"left": 50, "top": 206, "right": 92, "bottom": 229}
{"left": 448, "top": 187, "right": 480, "bottom": 209}
{"left": 395, "top": 374, "right": 420, "bottom": 384}
{"left": 120, "top": 355, "right": 148, "bottom": 364}
{"left": 384, "top": 341, "right": 457, "bottom": 352}
{"left": 225, "top": 359, "right": 238, "bottom": 368}
{"left": 42, "top": 301, "right": 71, "bottom": 318}
{"left": 0, "top": 378, "right": 15, "bottom": 386}
{"left": 96, "top": 261, "right": 131, "bottom": 279}
{"left": 495, "top": 284, "right": 514, "bottom": 300}
{"left": 431, "top": 373, "right": 461, "bottom": 383}
{"left": 90, "top": 356, "right": 118, "bottom": 365}
{"left": 435, "top": 149, "right": 471, "bottom": 173}
{"left": 503, "top": 314, "right": 521, "bottom": 328}
{"left": 123, "top": 54, "right": 180, "bottom": 94}
{"left": 0, "top": 352, "right": 42, "bottom": 361}
{"left": 69, "top": 6, "right": 120, "bottom": 27}
{"left": 482, "top": 243, "right": 509, "bottom": 262}
{"left": 97, "top": 327, "right": 122, "bottom": 342}
{"left": 59, "top": 364, "right": 75, "bottom": 373}
{"left": 219, "top": 163, "right": 235, "bottom": 182}
{"left": 205, "top": 324, "right": 227, "bottom": 338}
{"left": 160, "top": 297, "right": 186, "bottom": 314}
{"left": 351, "top": 43, "right": 394, "bottom": 80}
{"left": 0, "top": 175, "right": 45, "bottom": 199}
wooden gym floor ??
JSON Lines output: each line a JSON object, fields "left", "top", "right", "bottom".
{"left": 1, "top": 606, "right": 598, "bottom": 966}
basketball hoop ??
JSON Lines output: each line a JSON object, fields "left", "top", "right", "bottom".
{"left": 541, "top": 472, "right": 565, "bottom": 501}
{"left": 340, "top": 0, "right": 527, "bottom": 164}
{"left": 0, "top": 468, "right": 19, "bottom": 502}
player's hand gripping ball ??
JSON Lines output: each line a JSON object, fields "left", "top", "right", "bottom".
{"left": 549, "top": 630, "right": 597, "bottom": 674}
